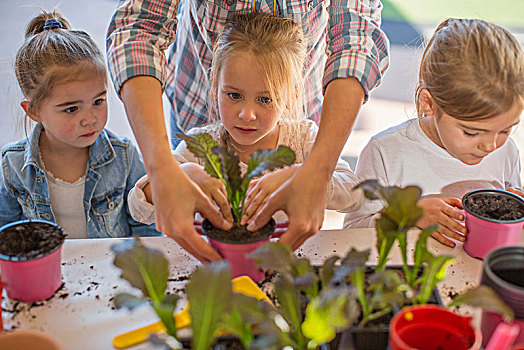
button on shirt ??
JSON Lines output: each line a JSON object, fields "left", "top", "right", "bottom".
{"left": 107, "top": 0, "right": 389, "bottom": 132}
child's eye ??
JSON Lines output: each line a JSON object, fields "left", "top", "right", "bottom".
{"left": 64, "top": 106, "right": 78, "bottom": 113}
{"left": 94, "top": 98, "right": 106, "bottom": 106}
{"left": 463, "top": 131, "right": 479, "bottom": 137}
{"left": 258, "top": 96, "right": 272, "bottom": 104}
{"left": 228, "top": 93, "right": 242, "bottom": 100}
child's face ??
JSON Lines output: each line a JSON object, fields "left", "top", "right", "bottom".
{"left": 430, "top": 103, "right": 521, "bottom": 165}
{"left": 217, "top": 51, "right": 281, "bottom": 154}
{"left": 29, "top": 75, "right": 108, "bottom": 152}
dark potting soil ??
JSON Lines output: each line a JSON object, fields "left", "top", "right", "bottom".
{"left": 202, "top": 218, "right": 275, "bottom": 243}
{"left": 464, "top": 193, "right": 524, "bottom": 221}
{"left": 0, "top": 221, "right": 66, "bottom": 259}
{"left": 493, "top": 267, "right": 524, "bottom": 288}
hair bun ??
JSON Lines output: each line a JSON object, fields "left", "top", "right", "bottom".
{"left": 42, "top": 18, "right": 63, "bottom": 30}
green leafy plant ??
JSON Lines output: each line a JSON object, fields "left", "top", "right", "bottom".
{"left": 177, "top": 133, "right": 295, "bottom": 222}
{"left": 111, "top": 237, "right": 359, "bottom": 350}
{"left": 349, "top": 179, "right": 455, "bottom": 325}
{"left": 111, "top": 239, "right": 180, "bottom": 342}
{"left": 112, "top": 238, "right": 264, "bottom": 350}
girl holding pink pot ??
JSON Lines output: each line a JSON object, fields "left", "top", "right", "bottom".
{"left": 345, "top": 18, "right": 524, "bottom": 248}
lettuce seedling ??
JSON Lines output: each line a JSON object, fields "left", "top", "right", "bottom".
{"left": 248, "top": 242, "right": 360, "bottom": 349}
{"left": 177, "top": 133, "right": 296, "bottom": 222}
{"left": 111, "top": 238, "right": 180, "bottom": 341}
{"left": 350, "top": 180, "right": 455, "bottom": 324}
{"left": 111, "top": 238, "right": 272, "bottom": 350}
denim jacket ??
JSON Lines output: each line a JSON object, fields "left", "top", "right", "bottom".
{"left": 0, "top": 123, "right": 160, "bottom": 238}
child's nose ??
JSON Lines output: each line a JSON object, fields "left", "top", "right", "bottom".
{"left": 81, "top": 110, "right": 97, "bottom": 127}
{"left": 239, "top": 103, "right": 256, "bottom": 121}
{"left": 479, "top": 136, "right": 497, "bottom": 153}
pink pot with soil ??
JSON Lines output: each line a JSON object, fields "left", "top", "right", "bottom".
{"left": 462, "top": 189, "right": 524, "bottom": 259}
{"left": 389, "top": 304, "right": 482, "bottom": 350}
{"left": 0, "top": 220, "right": 66, "bottom": 302}
{"left": 201, "top": 218, "right": 279, "bottom": 282}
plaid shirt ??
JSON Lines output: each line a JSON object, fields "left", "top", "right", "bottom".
{"left": 107, "top": 0, "right": 389, "bottom": 132}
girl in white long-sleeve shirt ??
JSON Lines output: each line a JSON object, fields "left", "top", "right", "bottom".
{"left": 128, "top": 13, "right": 362, "bottom": 228}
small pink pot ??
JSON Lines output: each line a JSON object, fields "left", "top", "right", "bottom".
{"left": 201, "top": 219, "right": 281, "bottom": 282}
{"left": 389, "top": 305, "right": 482, "bottom": 350}
{"left": 0, "top": 220, "right": 65, "bottom": 302}
{"left": 462, "top": 189, "right": 524, "bottom": 259}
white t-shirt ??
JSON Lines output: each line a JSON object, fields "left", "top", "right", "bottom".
{"left": 46, "top": 171, "right": 88, "bottom": 239}
{"left": 344, "top": 118, "right": 521, "bottom": 228}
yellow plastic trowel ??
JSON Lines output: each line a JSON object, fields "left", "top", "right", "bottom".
{"left": 112, "top": 276, "right": 272, "bottom": 349}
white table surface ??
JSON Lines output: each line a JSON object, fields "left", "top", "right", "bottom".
{"left": 2, "top": 228, "right": 522, "bottom": 349}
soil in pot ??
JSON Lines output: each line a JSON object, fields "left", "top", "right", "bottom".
{"left": 202, "top": 218, "right": 275, "bottom": 243}
{"left": 464, "top": 193, "right": 524, "bottom": 221}
{"left": 0, "top": 221, "right": 66, "bottom": 259}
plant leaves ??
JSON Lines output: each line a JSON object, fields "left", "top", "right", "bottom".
{"left": 302, "top": 286, "right": 359, "bottom": 344}
{"left": 153, "top": 294, "right": 180, "bottom": 338}
{"left": 320, "top": 255, "right": 339, "bottom": 288}
{"left": 449, "top": 285, "right": 514, "bottom": 322}
{"left": 330, "top": 249, "right": 369, "bottom": 287}
{"left": 382, "top": 186, "right": 423, "bottom": 229}
{"left": 246, "top": 146, "right": 296, "bottom": 179}
{"left": 177, "top": 133, "right": 223, "bottom": 179}
{"left": 111, "top": 238, "right": 168, "bottom": 301}
{"left": 187, "top": 261, "right": 233, "bottom": 350}
{"left": 416, "top": 254, "right": 454, "bottom": 304}
{"left": 212, "top": 146, "right": 243, "bottom": 191}
{"left": 248, "top": 242, "right": 297, "bottom": 276}
{"left": 113, "top": 293, "right": 146, "bottom": 310}
{"left": 219, "top": 293, "right": 262, "bottom": 348}
{"left": 274, "top": 272, "right": 306, "bottom": 349}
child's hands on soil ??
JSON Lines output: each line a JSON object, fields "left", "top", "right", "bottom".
{"left": 241, "top": 165, "right": 298, "bottom": 225}
{"left": 417, "top": 197, "right": 466, "bottom": 248}
{"left": 181, "top": 163, "right": 234, "bottom": 224}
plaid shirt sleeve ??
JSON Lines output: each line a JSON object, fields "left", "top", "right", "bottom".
{"left": 325, "top": 0, "right": 389, "bottom": 98}
{"left": 106, "top": 0, "right": 179, "bottom": 95}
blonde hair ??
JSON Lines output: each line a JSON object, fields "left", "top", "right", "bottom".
{"left": 15, "top": 9, "right": 107, "bottom": 114}
{"left": 209, "top": 13, "right": 307, "bottom": 125}
{"left": 415, "top": 18, "right": 524, "bottom": 120}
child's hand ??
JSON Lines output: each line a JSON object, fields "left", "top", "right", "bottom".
{"left": 417, "top": 197, "right": 466, "bottom": 248}
{"left": 506, "top": 187, "right": 524, "bottom": 198}
{"left": 241, "top": 165, "right": 298, "bottom": 225}
{"left": 181, "top": 163, "right": 234, "bottom": 224}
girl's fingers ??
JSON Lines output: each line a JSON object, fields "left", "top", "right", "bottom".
{"left": 439, "top": 224, "right": 465, "bottom": 242}
{"left": 431, "top": 231, "right": 456, "bottom": 248}
{"left": 241, "top": 194, "right": 266, "bottom": 225}
{"left": 441, "top": 204, "right": 464, "bottom": 221}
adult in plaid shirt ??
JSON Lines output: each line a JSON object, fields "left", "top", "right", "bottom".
{"left": 107, "top": 0, "right": 389, "bottom": 262}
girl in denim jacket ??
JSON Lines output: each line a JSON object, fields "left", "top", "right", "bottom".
{"left": 0, "top": 10, "right": 160, "bottom": 238}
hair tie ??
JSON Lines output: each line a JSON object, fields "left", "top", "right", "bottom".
{"left": 43, "top": 18, "right": 63, "bottom": 30}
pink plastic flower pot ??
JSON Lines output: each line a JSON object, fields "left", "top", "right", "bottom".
{"left": 462, "top": 189, "right": 524, "bottom": 259}
{"left": 389, "top": 305, "right": 482, "bottom": 350}
{"left": 0, "top": 220, "right": 65, "bottom": 302}
{"left": 201, "top": 219, "right": 280, "bottom": 282}
{"left": 207, "top": 237, "right": 270, "bottom": 282}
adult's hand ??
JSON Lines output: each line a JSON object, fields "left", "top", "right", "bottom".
{"left": 120, "top": 76, "right": 230, "bottom": 262}
{"left": 247, "top": 78, "right": 365, "bottom": 250}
